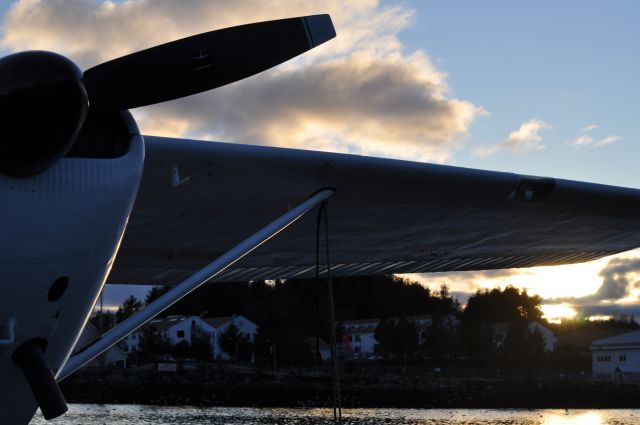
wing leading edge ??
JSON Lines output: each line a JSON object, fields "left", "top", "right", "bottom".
{"left": 108, "top": 136, "right": 640, "bottom": 285}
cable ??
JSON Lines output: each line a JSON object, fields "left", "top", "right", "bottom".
{"left": 316, "top": 200, "right": 342, "bottom": 423}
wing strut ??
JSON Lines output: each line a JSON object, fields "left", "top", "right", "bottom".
{"left": 58, "top": 188, "right": 335, "bottom": 380}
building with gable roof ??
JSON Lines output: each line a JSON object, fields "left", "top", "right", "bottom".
{"left": 341, "top": 314, "right": 459, "bottom": 358}
{"left": 492, "top": 321, "right": 557, "bottom": 352}
{"left": 124, "top": 314, "right": 257, "bottom": 360}
{"left": 591, "top": 330, "right": 640, "bottom": 381}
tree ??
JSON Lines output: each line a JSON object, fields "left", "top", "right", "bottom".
{"left": 138, "top": 326, "right": 170, "bottom": 364}
{"left": 145, "top": 286, "right": 171, "bottom": 305}
{"left": 115, "top": 295, "right": 143, "bottom": 323}
{"left": 422, "top": 315, "right": 457, "bottom": 363}
{"left": 396, "top": 316, "right": 419, "bottom": 362}
{"left": 190, "top": 334, "right": 213, "bottom": 362}
{"left": 171, "top": 340, "right": 190, "bottom": 361}
{"left": 90, "top": 310, "right": 116, "bottom": 332}
{"left": 526, "top": 326, "right": 547, "bottom": 369}
{"left": 374, "top": 317, "right": 394, "bottom": 358}
{"left": 218, "top": 323, "right": 252, "bottom": 362}
{"left": 462, "top": 286, "right": 543, "bottom": 325}
{"left": 374, "top": 317, "right": 418, "bottom": 361}
{"left": 500, "top": 321, "right": 529, "bottom": 368}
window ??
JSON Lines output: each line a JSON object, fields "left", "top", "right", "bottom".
{"left": 355, "top": 335, "right": 361, "bottom": 342}
{"left": 177, "top": 330, "right": 185, "bottom": 338}
{"left": 620, "top": 355, "right": 627, "bottom": 362}
{"left": 347, "top": 335, "right": 353, "bottom": 342}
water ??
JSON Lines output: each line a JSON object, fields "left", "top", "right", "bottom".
{"left": 29, "top": 406, "right": 640, "bottom": 424}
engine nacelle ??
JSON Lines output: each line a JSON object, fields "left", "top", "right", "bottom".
{"left": 0, "top": 51, "right": 88, "bottom": 177}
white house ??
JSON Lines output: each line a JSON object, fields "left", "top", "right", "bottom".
{"left": 125, "top": 314, "right": 258, "bottom": 360}
{"left": 204, "top": 315, "right": 258, "bottom": 360}
{"left": 342, "top": 319, "right": 378, "bottom": 357}
{"left": 591, "top": 330, "right": 640, "bottom": 382}
{"left": 341, "top": 315, "right": 459, "bottom": 358}
{"left": 492, "top": 321, "right": 557, "bottom": 352}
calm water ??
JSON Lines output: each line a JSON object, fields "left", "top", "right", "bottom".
{"left": 29, "top": 406, "right": 640, "bottom": 424}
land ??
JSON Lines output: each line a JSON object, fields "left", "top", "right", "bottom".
{"left": 60, "top": 365, "right": 640, "bottom": 409}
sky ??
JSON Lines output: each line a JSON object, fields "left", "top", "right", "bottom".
{"left": 1, "top": 0, "right": 639, "bottom": 323}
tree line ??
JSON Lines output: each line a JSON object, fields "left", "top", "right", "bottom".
{"left": 94, "top": 276, "right": 639, "bottom": 370}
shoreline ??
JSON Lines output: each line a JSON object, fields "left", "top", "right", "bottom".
{"left": 60, "top": 367, "right": 640, "bottom": 409}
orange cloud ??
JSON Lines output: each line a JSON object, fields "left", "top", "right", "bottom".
{"left": 1, "top": 0, "right": 485, "bottom": 162}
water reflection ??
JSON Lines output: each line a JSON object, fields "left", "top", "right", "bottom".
{"left": 30, "top": 406, "right": 640, "bottom": 425}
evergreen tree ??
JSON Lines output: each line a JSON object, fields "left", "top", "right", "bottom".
{"left": 462, "top": 285, "right": 542, "bottom": 324}
{"left": 374, "top": 317, "right": 394, "bottom": 358}
{"left": 138, "top": 326, "right": 170, "bottom": 363}
{"left": 90, "top": 310, "right": 116, "bottom": 332}
{"left": 423, "top": 315, "right": 456, "bottom": 363}
{"left": 115, "top": 295, "right": 143, "bottom": 323}
{"left": 145, "top": 286, "right": 171, "bottom": 305}
{"left": 190, "top": 334, "right": 213, "bottom": 362}
{"left": 396, "top": 316, "right": 419, "bottom": 362}
{"left": 218, "top": 323, "right": 252, "bottom": 362}
{"left": 171, "top": 340, "right": 190, "bottom": 361}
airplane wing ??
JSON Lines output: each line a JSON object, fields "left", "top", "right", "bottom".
{"left": 108, "top": 136, "right": 640, "bottom": 286}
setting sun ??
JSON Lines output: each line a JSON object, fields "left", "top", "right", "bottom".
{"left": 540, "top": 303, "right": 577, "bottom": 324}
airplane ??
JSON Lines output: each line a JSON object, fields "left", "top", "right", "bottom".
{"left": 0, "top": 13, "right": 639, "bottom": 424}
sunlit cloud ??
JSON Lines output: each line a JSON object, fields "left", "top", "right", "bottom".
{"left": 550, "top": 256, "right": 640, "bottom": 304}
{"left": 571, "top": 123, "right": 621, "bottom": 148}
{"left": 503, "top": 119, "right": 550, "bottom": 153}
{"left": 401, "top": 250, "right": 640, "bottom": 322}
{"left": 0, "top": 0, "right": 485, "bottom": 163}
{"left": 572, "top": 134, "right": 621, "bottom": 148}
{"left": 473, "top": 118, "right": 550, "bottom": 157}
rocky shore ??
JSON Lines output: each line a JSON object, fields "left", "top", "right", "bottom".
{"left": 59, "top": 366, "right": 640, "bottom": 409}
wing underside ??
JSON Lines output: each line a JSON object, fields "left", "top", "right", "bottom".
{"left": 108, "top": 136, "right": 640, "bottom": 286}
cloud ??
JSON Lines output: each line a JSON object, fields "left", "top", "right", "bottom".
{"left": 572, "top": 134, "right": 621, "bottom": 148}
{"left": 581, "top": 124, "right": 598, "bottom": 132}
{"left": 544, "top": 257, "right": 640, "bottom": 318}
{"left": 400, "top": 269, "right": 523, "bottom": 304}
{"left": 503, "top": 119, "right": 550, "bottom": 153}
{"left": 0, "top": 0, "right": 485, "bottom": 163}
{"left": 473, "top": 118, "right": 550, "bottom": 157}
{"left": 593, "top": 257, "right": 640, "bottom": 301}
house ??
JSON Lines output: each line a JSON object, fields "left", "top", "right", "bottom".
{"left": 123, "top": 315, "right": 215, "bottom": 353}
{"left": 492, "top": 321, "right": 557, "bottom": 351}
{"left": 341, "top": 314, "right": 459, "bottom": 358}
{"left": 125, "top": 314, "right": 258, "bottom": 360}
{"left": 591, "top": 330, "right": 640, "bottom": 382}
{"left": 341, "top": 318, "right": 378, "bottom": 357}
{"left": 203, "top": 314, "right": 258, "bottom": 360}
{"left": 75, "top": 322, "right": 127, "bottom": 368}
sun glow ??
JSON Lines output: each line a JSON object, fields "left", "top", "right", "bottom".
{"left": 540, "top": 303, "right": 577, "bottom": 324}
{"left": 541, "top": 411, "right": 604, "bottom": 425}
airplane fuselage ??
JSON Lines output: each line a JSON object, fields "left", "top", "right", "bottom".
{"left": 0, "top": 113, "right": 143, "bottom": 423}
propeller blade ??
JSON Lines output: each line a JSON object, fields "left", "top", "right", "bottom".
{"left": 83, "top": 14, "right": 335, "bottom": 110}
